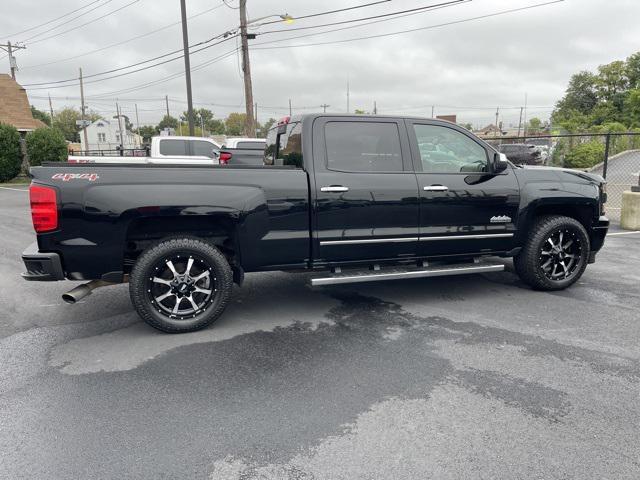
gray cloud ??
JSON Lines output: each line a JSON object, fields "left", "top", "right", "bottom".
{"left": 2, "top": 0, "right": 639, "bottom": 128}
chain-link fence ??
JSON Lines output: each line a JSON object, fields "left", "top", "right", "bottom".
{"left": 486, "top": 133, "right": 640, "bottom": 223}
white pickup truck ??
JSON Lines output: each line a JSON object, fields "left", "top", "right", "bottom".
{"left": 68, "top": 136, "right": 222, "bottom": 165}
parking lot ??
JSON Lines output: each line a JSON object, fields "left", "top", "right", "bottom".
{"left": 1, "top": 184, "right": 640, "bottom": 479}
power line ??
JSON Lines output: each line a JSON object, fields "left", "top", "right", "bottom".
{"left": 256, "top": 0, "right": 392, "bottom": 27}
{"left": 20, "top": 0, "right": 458, "bottom": 88}
{"left": 27, "top": 0, "right": 142, "bottom": 45}
{"left": 6, "top": 0, "right": 106, "bottom": 38}
{"left": 258, "top": 0, "right": 466, "bottom": 34}
{"left": 22, "top": 34, "right": 236, "bottom": 88}
{"left": 251, "top": 0, "right": 565, "bottom": 50}
{"left": 20, "top": 3, "right": 225, "bottom": 70}
{"left": 21, "top": 0, "right": 115, "bottom": 42}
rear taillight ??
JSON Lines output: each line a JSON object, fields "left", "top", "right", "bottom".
{"left": 219, "top": 152, "right": 232, "bottom": 165}
{"left": 29, "top": 184, "right": 58, "bottom": 233}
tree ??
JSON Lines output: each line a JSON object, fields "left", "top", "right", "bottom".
{"left": 257, "top": 118, "right": 276, "bottom": 138}
{"left": 224, "top": 113, "right": 247, "bottom": 136}
{"left": 207, "top": 118, "right": 226, "bottom": 135}
{"left": 157, "top": 115, "right": 179, "bottom": 132}
{"left": 459, "top": 123, "right": 473, "bottom": 131}
{"left": 0, "top": 123, "right": 22, "bottom": 182}
{"left": 564, "top": 141, "right": 605, "bottom": 169}
{"left": 137, "top": 125, "right": 156, "bottom": 143}
{"left": 25, "top": 128, "right": 68, "bottom": 166}
{"left": 31, "top": 105, "right": 51, "bottom": 126}
{"left": 595, "top": 61, "right": 629, "bottom": 102}
{"left": 527, "top": 117, "right": 543, "bottom": 133}
{"left": 627, "top": 52, "right": 640, "bottom": 89}
{"left": 52, "top": 107, "right": 82, "bottom": 142}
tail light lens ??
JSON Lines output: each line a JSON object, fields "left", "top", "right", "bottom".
{"left": 29, "top": 184, "right": 58, "bottom": 233}
{"left": 219, "top": 152, "right": 232, "bottom": 165}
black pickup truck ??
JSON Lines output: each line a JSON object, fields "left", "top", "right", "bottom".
{"left": 22, "top": 114, "right": 609, "bottom": 333}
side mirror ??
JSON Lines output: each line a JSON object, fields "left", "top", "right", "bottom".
{"left": 493, "top": 152, "right": 509, "bottom": 173}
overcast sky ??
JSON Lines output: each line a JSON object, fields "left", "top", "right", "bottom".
{"left": 2, "top": 0, "right": 639, "bottom": 129}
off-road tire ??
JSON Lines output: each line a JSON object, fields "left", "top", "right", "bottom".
{"left": 129, "top": 237, "right": 233, "bottom": 333}
{"left": 514, "top": 215, "right": 590, "bottom": 291}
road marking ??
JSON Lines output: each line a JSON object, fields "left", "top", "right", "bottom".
{"left": 608, "top": 231, "right": 640, "bottom": 236}
{"left": 0, "top": 186, "right": 28, "bottom": 192}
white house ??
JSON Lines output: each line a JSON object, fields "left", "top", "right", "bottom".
{"left": 80, "top": 118, "right": 142, "bottom": 151}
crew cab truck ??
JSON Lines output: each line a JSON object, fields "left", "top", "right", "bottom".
{"left": 68, "top": 136, "right": 222, "bottom": 165}
{"left": 22, "top": 114, "right": 609, "bottom": 333}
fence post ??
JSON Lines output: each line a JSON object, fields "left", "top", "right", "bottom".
{"left": 602, "top": 133, "right": 611, "bottom": 179}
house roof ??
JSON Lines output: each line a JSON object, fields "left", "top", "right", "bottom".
{"left": 0, "top": 74, "right": 47, "bottom": 131}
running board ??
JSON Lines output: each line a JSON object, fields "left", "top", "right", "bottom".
{"left": 310, "top": 260, "right": 504, "bottom": 286}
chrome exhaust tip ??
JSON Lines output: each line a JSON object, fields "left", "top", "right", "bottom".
{"left": 62, "top": 280, "right": 114, "bottom": 304}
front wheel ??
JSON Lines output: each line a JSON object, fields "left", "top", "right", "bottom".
{"left": 129, "top": 237, "right": 233, "bottom": 333}
{"left": 514, "top": 215, "right": 590, "bottom": 291}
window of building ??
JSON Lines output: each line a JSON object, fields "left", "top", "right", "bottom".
{"left": 97, "top": 133, "right": 106, "bottom": 142}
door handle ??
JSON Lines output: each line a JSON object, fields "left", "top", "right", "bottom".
{"left": 321, "top": 186, "right": 349, "bottom": 192}
{"left": 423, "top": 185, "right": 449, "bottom": 192}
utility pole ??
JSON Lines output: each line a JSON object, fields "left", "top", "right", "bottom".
{"left": 48, "top": 94, "right": 55, "bottom": 123}
{"left": 320, "top": 103, "right": 330, "bottom": 113}
{"left": 180, "top": 0, "right": 195, "bottom": 136}
{"left": 346, "top": 78, "right": 350, "bottom": 113}
{"left": 239, "top": 0, "right": 256, "bottom": 137}
{"left": 165, "top": 95, "right": 170, "bottom": 118}
{"left": 115, "top": 102, "right": 125, "bottom": 154}
{"left": 79, "top": 68, "right": 89, "bottom": 151}
{"left": 431, "top": 105, "right": 435, "bottom": 118}
{"left": 254, "top": 102, "right": 258, "bottom": 134}
{"left": 523, "top": 92, "right": 528, "bottom": 139}
{"left": 134, "top": 103, "right": 140, "bottom": 146}
{"left": 517, "top": 106, "right": 524, "bottom": 138}
{"left": 494, "top": 107, "right": 499, "bottom": 138}
{"left": 288, "top": 99, "right": 292, "bottom": 117}
{"left": 0, "top": 42, "right": 26, "bottom": 80}
{"left": 200, "top": 116, "right": 205, "bottom": 137}
{"left": 373, "top": 101, "right": 377, "bottom": 115}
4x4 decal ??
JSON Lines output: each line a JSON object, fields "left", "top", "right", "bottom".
{"left": 52, "top": 173, "right": 99, "bottom": 182}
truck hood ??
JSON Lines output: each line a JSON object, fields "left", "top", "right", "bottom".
{"left": 517, "top": 165, "right": 605, "bottom": 185}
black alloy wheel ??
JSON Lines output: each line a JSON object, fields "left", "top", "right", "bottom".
{"left": 130, "top": 237, "right": 233, "bottom": 333}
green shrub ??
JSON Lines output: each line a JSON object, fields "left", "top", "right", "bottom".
{"left": 564, "top": 141, "right": 605, "bottom": 169}
{"left": 0, "top": 123, "right": 22, "bottom": 182}
{"left": 25, "top": 127, "right": 68, "bottom": 166}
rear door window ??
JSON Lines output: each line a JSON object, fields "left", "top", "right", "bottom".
{"left": 191, "top": 140, "right": 215, "bottom": 158}
{"left": 324, "top": 121, "right": 403, "bottom": 172}
{"left": 159, "top": 139, "right": 188, "bottom": 156}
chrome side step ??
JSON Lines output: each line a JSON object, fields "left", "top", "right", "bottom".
{"left": 310, "top": 260, "right": 504, "bottom": 286}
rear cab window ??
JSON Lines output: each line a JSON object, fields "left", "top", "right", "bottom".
{"left": 265, "top": 122, "right": 303, "bottom": 168}
{"left": 236, "top": 141, "right": 266, "bottom": 149}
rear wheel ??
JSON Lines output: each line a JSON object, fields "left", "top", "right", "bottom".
{"left": 130, "top": 237, "right": 233, "bottom": 333}
{"left": 514, "top": 215, "right": 590, "bottom": 291}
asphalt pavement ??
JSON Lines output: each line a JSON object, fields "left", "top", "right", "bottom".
{"left": 1, "top": 185, "right": 640, "bottom": 480}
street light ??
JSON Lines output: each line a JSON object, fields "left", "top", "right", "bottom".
{"left": 247, "top": 13, "right": 294, "bottom": 25}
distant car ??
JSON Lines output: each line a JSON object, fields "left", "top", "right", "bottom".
{"left": 220, "top": 137, "right": 267, "bottom": 165}
{"left": 498, "top": 144, "right": 544, "bottom": 165}
{"left": 68, "top": 136, "right": 222, "bottom": 165}
{"left": 222, "top": 138, "right": 266, "bottom": 149}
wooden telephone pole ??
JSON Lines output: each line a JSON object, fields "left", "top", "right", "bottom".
{"left": 0, "top": 42, "right": 26, "bottom": 80}
{"left": 239, "top": 0, "right": 256, "bottom": 137}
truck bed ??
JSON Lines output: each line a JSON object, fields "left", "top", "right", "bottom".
{"left": 31, "top": 162, "right": 310, "bottom": 279}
